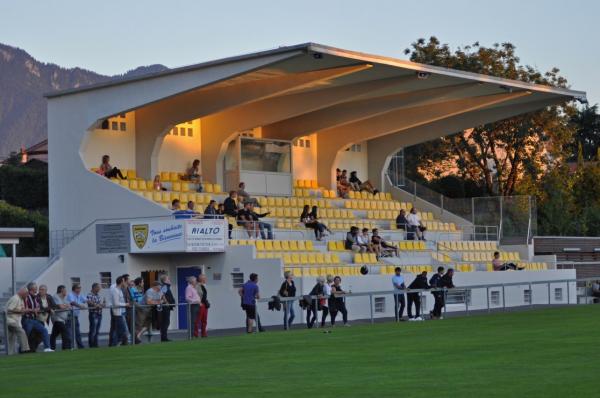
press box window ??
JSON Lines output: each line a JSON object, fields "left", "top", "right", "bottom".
{"left": 524, "top": 289, "right": 532, "bottom": 304}
{"left": 554, "top": 288, "right": 563, "bottom": 302}
{"left": 490, "top": 290, "right": 500, "bottom": 306}
{"left": 231, "top": 273, "right": 244, "bottom": 288}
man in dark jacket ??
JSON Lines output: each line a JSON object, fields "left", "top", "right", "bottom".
{"left": 429, "top": 266, "right": 445, "bottom": 319}
{"left": 159, "top": 274, "right": 175, "bottom": 342}
{"left": 223, "top": 191, "right": 239, "bottom": 217}
{"left": 407, "top": 271, "right": 429, "bottom": 321}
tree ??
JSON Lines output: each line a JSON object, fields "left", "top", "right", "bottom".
{"left": 569, "top": 104, "right": 600, "bottom": 161}
{"left": 403, "top": 37, "right": 576, "bottom": 196}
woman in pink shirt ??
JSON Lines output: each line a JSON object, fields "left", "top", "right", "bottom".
{"left": 185, "top": 277, "right": 201, "bottom": 337}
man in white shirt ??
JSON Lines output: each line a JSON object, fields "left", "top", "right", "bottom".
{"left": 357, "top": 228, "right": 373, "bottom": 253}
{"left": 407, "top": 208, "right": 425, "bottom": 241}
{"left": 109, "top": 276, "right": 130, "bottom": 346}
{"left": 4, "top": 288, "right": 31, "bottom": 354}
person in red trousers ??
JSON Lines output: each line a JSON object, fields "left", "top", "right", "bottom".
{"left": 194, "top": 274, "right": 209, "bottom": 338}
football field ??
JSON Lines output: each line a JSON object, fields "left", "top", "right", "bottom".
{"left": 1, "top": 306, "right": 598, "bottom": 397}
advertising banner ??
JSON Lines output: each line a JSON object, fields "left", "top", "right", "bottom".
{"left": 185, "top": 219, "right": 227, "bottom": 252}
{"left": 130, "top": 220, "right": 185, "bottom": 253}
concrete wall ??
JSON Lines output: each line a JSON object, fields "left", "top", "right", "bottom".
{"left": 0, "top": 257, "right": 48, "bottom": 295}
{"left": 157, "top": 119, "right": 202, "bottom": 175}
{"left": 81, "top": 113, "right": 136, "bottom": 171}
{"left": 335, "top": 141, "right": 369, "bottom": 185}
{"left": 292, "top": 134, "right": 317, "bottom": 181}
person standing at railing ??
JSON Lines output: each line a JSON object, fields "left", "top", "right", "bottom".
{"left": 239, "top": 273, "right": 260, "bottom": 333}
{"left": 23, "top": 282, "right": 53, "bottom": 352}
{"left": 330, "top": 276, "right": 350, "bottom": 327}
{"left": 130, "top": 278, "right": 147, "bottom": 344}
{"left": 67, "top": 283, "right": 87, "bottom": 349}
{"left": 50, "top": 285, "right": 71, "bottom": 351}
{"left": 36, "top": 284, "right": 56, "bottom": 330}
{"left": 279, "top": 271, "right": 296, "bottom": 330}
{"left": 320, "top": 275, "right": 333, "bottom": 328}
{"left": 4, "top": 287, "right": 31, "bottom": 354}
{"left": 307, "top": 276, "right": 325, "bottom": 329}
{"left": 407, "top": 271, "right": 429, "bottom": 321}
{"left": 86, "top": 283, "right": 104, "bottom": 348}
{"left": 159, "top": 274, "right": 175, "bottom": 342}
{"left": 429, "top": 267, "right": 445, "bottom": 320}
{"left": 392, "top": 267, "right": 407, "bottom": 322}
{"left": 109, "top": 276, "right": 130, "bottom": 346}
{"left": 195, "top": 274, "right": 210, "bottom": 338}
{"left": 144, "top": 281, "right": 164, "bottom": 340}
{"left": 185, "top": 276, "right": 202, "bottom": 338}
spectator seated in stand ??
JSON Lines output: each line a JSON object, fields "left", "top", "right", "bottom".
{"left": 172, "top": 199, "right": 196, "bottom": 219}
{"left": 153, "top": 174, "right": 167, "bottom": 191}
{"left": 407, "top": 207, "right": 426, "bottom": 241}
{"left": 358, "top": 228, "right": 375, "bottom": 256}
{"left": 300, "top": 205, "right": 331, "bottom": 241}
{"left": 492, "top": 251, "right": 523, "bottom": 271}
{"left": 249, "top": 203, "right": 272, "bottom": 240}
{"left": 345, "top": 226, "right": 364, "bottom": 252}
{"left": 237, "top": 202, "right": 259, "bottom": 238}
{"left": 98, "top": 155, "right": 126, "bottom": 179}
{"left": 215, "top": 202, "right": 233, "bottom": 239}
{"left": 237, "top": 182, "right": 260, "bottom": 207}
{"left": 183, "top": 159, "right": 203, "bottom": 191}
{"left": 349, "top": 171, "right": 378, "bottom": 194}
{"left": 223, "top": 191, "right": 239, "bottom": 218}
{"left": 371, "top": 228, "right": 399, "bottom": 257}
{"left": 396, "top": 209, "right": 408, "bottom": 231}
{"left": 337, "top": 170, "right": 350, "bottom": 199}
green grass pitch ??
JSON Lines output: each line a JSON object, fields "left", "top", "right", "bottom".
{"left": 1, "top": 306, "right": 599, "bottom": 397}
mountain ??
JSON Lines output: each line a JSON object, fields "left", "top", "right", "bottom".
{"left": 0, "top": 43, "right": 168, "bottom": 157}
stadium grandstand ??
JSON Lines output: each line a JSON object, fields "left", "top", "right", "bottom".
{"left": 2, "top": 43, "right": 591, "bottom": 351}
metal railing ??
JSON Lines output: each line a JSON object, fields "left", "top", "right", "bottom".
{"left": 2, "top": 277, "right": 597, "bottom": 355}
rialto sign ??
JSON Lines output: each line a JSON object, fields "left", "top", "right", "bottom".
{"left": 128, "top": 219, "right": 227, "bottom": 253}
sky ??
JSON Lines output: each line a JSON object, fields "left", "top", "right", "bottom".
{"left": 1, "top": 0, "right": 598, "bottom": 104}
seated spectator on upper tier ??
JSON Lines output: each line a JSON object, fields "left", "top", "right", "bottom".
{"left": 223, "top": 191, "right": 239, "bottom": 217}
{"left": 371, "top": 228, "right": 399, "bottom": 257}
{"left": 98, "top": 155, "right": 126, "bottom": 179}
{"left": 349, "top": 171, "right": 378, "bottom": 195}
{"left": 357, "top": 228, "right": 375, "bottom": 254}
{"left": 237, "top": 202, "right": 259, "bottom": 238}
{"left": 396, "top": 209, "right": 409, "bottom": 231}
{"left": 300, "top": 205, "right": 330, "bottom": 241}
{"left": 215, "top": 202, "right": 233, "bottom": 239}
{"left": 237, "top": 182, "right": 260, "bottom": 207}
{"left": 337, "top": 170, "right": 350, "bottom": 199}
{"left": 406, "top": 207, "right": 426, "bottom": 241}
{"left": 183, "top": 159, "right": 203, "bottom": 186}
{"left": 172, "top": 199, "right": 195, "bottom": 219}
{"left": 492, "top": 251, "right": 522, "bottom": 271}
{"left": 249, "top": 203, "right": 272, "bottom": 240}
{"left": 204, "top": 200, "right": 217, "bottom": 218}
{"left": 153, "top": 175, "right": 167, "bottom": 191}
{"left": 345, "top": 226, "right": 364, "bottom": 253}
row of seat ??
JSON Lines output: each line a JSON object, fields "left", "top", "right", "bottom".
{"left": 279, "top": 252, "right": 342, "bottom": 265}
{"left": 257, "top": 197, "right": 333, "bottom": 209}
{"left": 327, "top": 240, "right": 428, "bottom": 252}
{"left": 354, "top": 252, "right": 382, "bottom": 264}
{"left": 390, "top": 221, "right": 457, "bottom": 232}
{"left": 91, "top": 168, "right": 137, "bottom": 179}
{"left": 134, "top": 190, "right": 214, "bottom": 205}
{"left": 284, "top": 266, "right": 364, "bottom": 277}
{"left": 432, "top": 252, "right": 452, "bottom": 263}
{"left": 438, "top": 241, "right": 498, "bottom": 252}
{"left": 255, "top": 240, "right": 315, "bottom": 251}
{"left": 463, "top": 252, "right": 521, "bottom": 262}
{"left": 344, "top": 200, "right": 407, "bottom": 211}
{"left": 274, "top": 219, "right": 378, "bottom": 231}
{"left": 367, "top": 210, "right": 434, "bottom": 221}
{"left": 257, "top": 207, "right": 355, "bottom": 219}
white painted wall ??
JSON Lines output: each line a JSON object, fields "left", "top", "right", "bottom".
{"left": 336, "top": 141, "right": 368, "bottom": 180}
{"left": 158, "top": 119, "right": 202, "bottom": 174}
{"left": 292, "top": 134, "right": 318, "bottom": 181}
{"left": 81, "top": 113, "right": 136, "bottom": 171}
{"left": 0, "top": 257, "right": 48, "bottom": 295}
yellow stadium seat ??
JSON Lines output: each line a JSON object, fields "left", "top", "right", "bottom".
{"left": 354, "top": 253, "right": 363, "bottom": 263}
{"left": 300, "top": 253, "right": 308, "bottom": 264}
{"left": 327, "top": 241, "right": 337, "bottom": 251}
{"left": 264, "top": 240, "right": 274, "bottom": 251}
{"left": 368, "top": 253, "right": 377, "bottom": 263}
{"left": 272, "top": 241, "right": 282, "bottom": 251}
{"left": 305, "top": 240, "right": 314, "bottom": 251}
{"left": 335, "top": 241, "right": 345, "bottom": 251}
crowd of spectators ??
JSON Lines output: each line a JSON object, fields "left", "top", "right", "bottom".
{"left": 336, "top": 169, "right": 379, "bottom": 198}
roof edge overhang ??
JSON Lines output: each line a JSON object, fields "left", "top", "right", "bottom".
{"left": 44, "top": 42, "right": 587, "bottom": 102}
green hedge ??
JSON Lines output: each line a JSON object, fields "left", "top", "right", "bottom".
{"left": 0, "top": 164, "right": 48, "bottom": 209}
{"left": 0, "top": 201, "right": 48, "bottom": 257}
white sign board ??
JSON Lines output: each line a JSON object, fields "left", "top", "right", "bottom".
{"left": 130, "top": 221, "right": 185, "bottom": 253}
{"left": 185, "top": 219, "right": 227, "bottom": 252}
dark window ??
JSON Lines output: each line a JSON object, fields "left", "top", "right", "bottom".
{"left": 231, "top": 273, "right": 244, "bottom": 288}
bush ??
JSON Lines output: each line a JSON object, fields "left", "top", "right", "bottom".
{"left": 0, "top": 201, "right": 48, "bottom": 256}
{"left": 0, "top": 164, "right": 48, "bottom": 209}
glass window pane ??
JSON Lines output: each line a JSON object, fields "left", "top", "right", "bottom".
{"left": 240, "top": 138, "right": 291, "bottom": 173}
